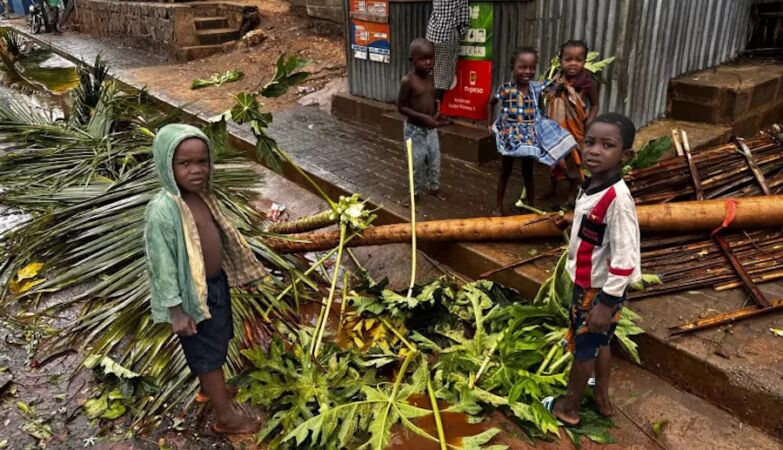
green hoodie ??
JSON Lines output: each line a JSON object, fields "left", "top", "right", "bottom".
{"left": 144, "top": 124, "right": 266, "bottom": 324}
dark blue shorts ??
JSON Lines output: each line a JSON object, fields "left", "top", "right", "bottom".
{"left": 567, "top": 285, "right": 623, "bottom": 361}
{"left": 178, "top": 270, "right": 233, "bottom": 375}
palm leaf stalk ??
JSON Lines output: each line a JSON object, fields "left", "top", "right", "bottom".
{"left": 0, "top": 56, "right": 327, "bottom": 429}
{"left": 309, "top": 222, "right": 346, "bottom": 358}
{"left": 266, "top": 209, "right": 337, "bottom": 234}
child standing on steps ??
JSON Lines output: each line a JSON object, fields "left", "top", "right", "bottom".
{"left": 544, "top": 40, "right": 601, "bottom": 203}
{"left": 487, "top": 47, "right": 576, "bottom": 216}
{"left": 546, "top": 113, "right": 641, "bottom": 426}
{"left": 397, "top": 38, "right": 451, "bottom": 206}
{"left": 144, "top": 124, "right": 265, "bottom": 435}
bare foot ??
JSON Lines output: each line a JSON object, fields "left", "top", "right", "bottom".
{"left": 196, "top": 386, "right": 239, "bottom": 403}
{"left": 429, "top": 189, "right": 446, "bottom": 200}
{"left": 212, "top": 413, "right": 261, "bottom": 435}
{"left": 551, "top": 399, "right": 580, "bottom": 426}
{"left": 594, "top": 392, "right": 614, "bottom": 417}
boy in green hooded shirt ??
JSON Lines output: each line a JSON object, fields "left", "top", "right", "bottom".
{"left": 144, "top": 123, "right": 265, "bottom": 435}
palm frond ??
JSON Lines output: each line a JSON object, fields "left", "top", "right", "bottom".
{"left": 0, "top": 68, "right": 321, "bottom": 429}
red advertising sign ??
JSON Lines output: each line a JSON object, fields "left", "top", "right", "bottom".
{"left": 440, "top": 59, "right": 493, "bottom": 120}
{"left": 350, "top": 0, "right": 388, "bottom": 19}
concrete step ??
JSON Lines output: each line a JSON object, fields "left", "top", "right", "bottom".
{"left": 379, "top": 111, "right": 496, "bottom": 163}
{"left": 333, "top": 93, "right": 495, "bottom": 163}
{"left": 176, "top": 44, "right": 224, "bottom": 62}
{"left": 196, "top": 28, "right": 240, "bottom": 46}
{"left": 194, "top": 16, "right": 229, "bottom": 30}
{"left": 633, "top": 119, "right": 733, "bottom": 158}
{"left": 668, "top": 61, "right": 783, "bottom": 136}
{"left": 608, "top": 358, "right": 782, "bottom": 450}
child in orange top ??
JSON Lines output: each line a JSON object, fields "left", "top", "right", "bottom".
{"left": 544, "top": 40, "right": 600, "bottom": 203}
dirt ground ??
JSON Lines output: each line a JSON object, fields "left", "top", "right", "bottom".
{"left": 126, "top": 0, "right": 346, "bottom": 116}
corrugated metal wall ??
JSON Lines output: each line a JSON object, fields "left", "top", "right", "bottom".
{"left": 345, "top": 0, "right": 432, "bottom": 102}
{"left": 345, "top": 0, "right": 753, "bottom": 127}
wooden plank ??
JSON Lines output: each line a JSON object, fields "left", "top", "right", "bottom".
{"left": 670, "top": 298, "right": 783, "bottom": 335}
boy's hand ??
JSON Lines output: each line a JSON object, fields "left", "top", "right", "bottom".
{"left": 170, "top": 306, "right": 197, "bottom": 336}
{"left": 422, "top": 115, "right": 440, "bottom": 128}
{"left": 550, "top": 212, "right": 572, "bottom": 230}
{"left": 585, "top": 302, "right": 613, "bottom": 333}
{"left": 436, "top": 114, "right": 453, "bottom": 126}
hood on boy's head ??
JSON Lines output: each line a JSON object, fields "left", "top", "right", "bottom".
{"left": 152, "top": 123, "right": 213, "bottom": 196}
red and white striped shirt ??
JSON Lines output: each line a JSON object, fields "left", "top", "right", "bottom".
{"left": 566, "top": 176, "right": 641, "bottom": 305}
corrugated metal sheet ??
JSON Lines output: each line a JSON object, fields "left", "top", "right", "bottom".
{"left": 344, "top": 0, "right": 432, "bottom": 102}
{"left": 345, "top": 0, "right": 753, "bottom": 127}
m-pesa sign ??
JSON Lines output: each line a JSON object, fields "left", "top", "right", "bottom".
{"left": 440, "top": 2, "right": 493, "bottom": 120}
{"left": 440, "top": 59, "right": 492, "bottom": 121}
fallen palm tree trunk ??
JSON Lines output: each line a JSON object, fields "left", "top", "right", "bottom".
{"left": 265, "top": 196, "right": 783, "bottom": 253}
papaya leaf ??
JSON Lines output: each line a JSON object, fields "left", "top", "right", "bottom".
{"left": 624, "top": 136, "right": 673, "bottom": 173}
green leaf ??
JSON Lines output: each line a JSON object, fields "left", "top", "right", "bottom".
{"left": 191, "top": 70, "right": 244, "bottom": 90}
{"left": 652, "top": 419, "right": 668, "bottom": 436}
{"left": 230, "top": 92, "right": 261, "bottom": 124}
{"left": 102, "top": 400, "right": 127, "bottom": 420}
{"left": 460, "top": 428, "right": 506, "bottom": 450}
{"left": 625, "top": 136, "right": 673, "bottom": 172}
{"left": 17, "top": 402, "right": 32, "bottom": 416}
{"left": 84, "top": 396, "right": 108, "bottom": 419}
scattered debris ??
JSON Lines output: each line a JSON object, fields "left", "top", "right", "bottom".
{"left": 267, "top": 203, "right": 288, "bottom": 222}
{"left": 239, "top": 28, "right": 268, "bottom": 48}
{"left": 298, "top": 77, "right": 348, "bottom": 111}
{"left": 190, "top": 69, "right": 244, "bottom": 90}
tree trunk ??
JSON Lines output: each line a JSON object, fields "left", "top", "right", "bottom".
{"left": 263, "top": 196, "right": 783, "bottom": 254}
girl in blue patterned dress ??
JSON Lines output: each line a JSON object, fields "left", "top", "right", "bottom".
{"left": 487, "top": 47, "right": 576, "bottom": 215}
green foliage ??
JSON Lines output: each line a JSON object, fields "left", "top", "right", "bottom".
{"left": 216, "top": 54, "right": 310, "bottom": 173}
{"left": 191, "top": 70, "right": 244, "bottom": 90}
{"left": 543, "top": 51, "right": 616, "bottom": 82}
{"left": 70, "top": 54, "right": 109, "bottom": 126}
{"left": 623, "top": 136, "right": 673, "bottom": 174}
{"left": 237, "top": 333, "right": 368, "bottom": 448}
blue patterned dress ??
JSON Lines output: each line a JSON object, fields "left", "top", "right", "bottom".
{"left": 493, "top": 81, "right": 576, "bottom": 166}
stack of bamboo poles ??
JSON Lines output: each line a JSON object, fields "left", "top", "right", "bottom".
{"left": 626, "top": 132, "right": 783, "bottom": 204}
{"left": 632, "top": 230, "right": 783, "bottom": 299}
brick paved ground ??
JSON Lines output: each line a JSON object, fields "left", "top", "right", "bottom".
{"left": 3, "top": 20, "right": 564, "bottom": 222}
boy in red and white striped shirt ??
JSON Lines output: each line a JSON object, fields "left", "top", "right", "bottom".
{"left": 548, "top": 113, "right": 641, "bottom": 426}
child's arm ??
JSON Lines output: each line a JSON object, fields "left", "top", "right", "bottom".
{"left": 486, "top": 97, "right": 498, "bottom": 132}
{"left": 584, "top": 82, "right": 600, "bottom": 127}
{"left": 397, "top": 77, "right": 439, "bottom": 128}
{"left": 587, "top": 194, "right": 639, "bottom": 332}
{"left": 145, "top": 214, "right": 197, "bottom": 335}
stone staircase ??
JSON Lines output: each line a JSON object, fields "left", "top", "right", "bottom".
{"left": 631, "top": 61, "right": 783, "bottom": 159}
{"left": 178, "top": 15, "right": 242, "bottom": 61}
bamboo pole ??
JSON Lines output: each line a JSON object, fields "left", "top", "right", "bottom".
{"left": 264, "top": 196, "right": 783, "bottom": 254}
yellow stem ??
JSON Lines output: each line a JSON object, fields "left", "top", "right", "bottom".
{"left": 338, "top": 271, "right": 349, "bottom": 335}
{"left": 311, "top": 223, "right": 347, "bottom": 358}
{"left": 427, "top": 377, "right": 448, "bottom": 450}
{"left": 405, "top": 138, "right": 417, "bottom": 299}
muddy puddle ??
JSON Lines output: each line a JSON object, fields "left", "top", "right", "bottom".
{"left": 388, "top": 394, "right": 491, "bottom": 450}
